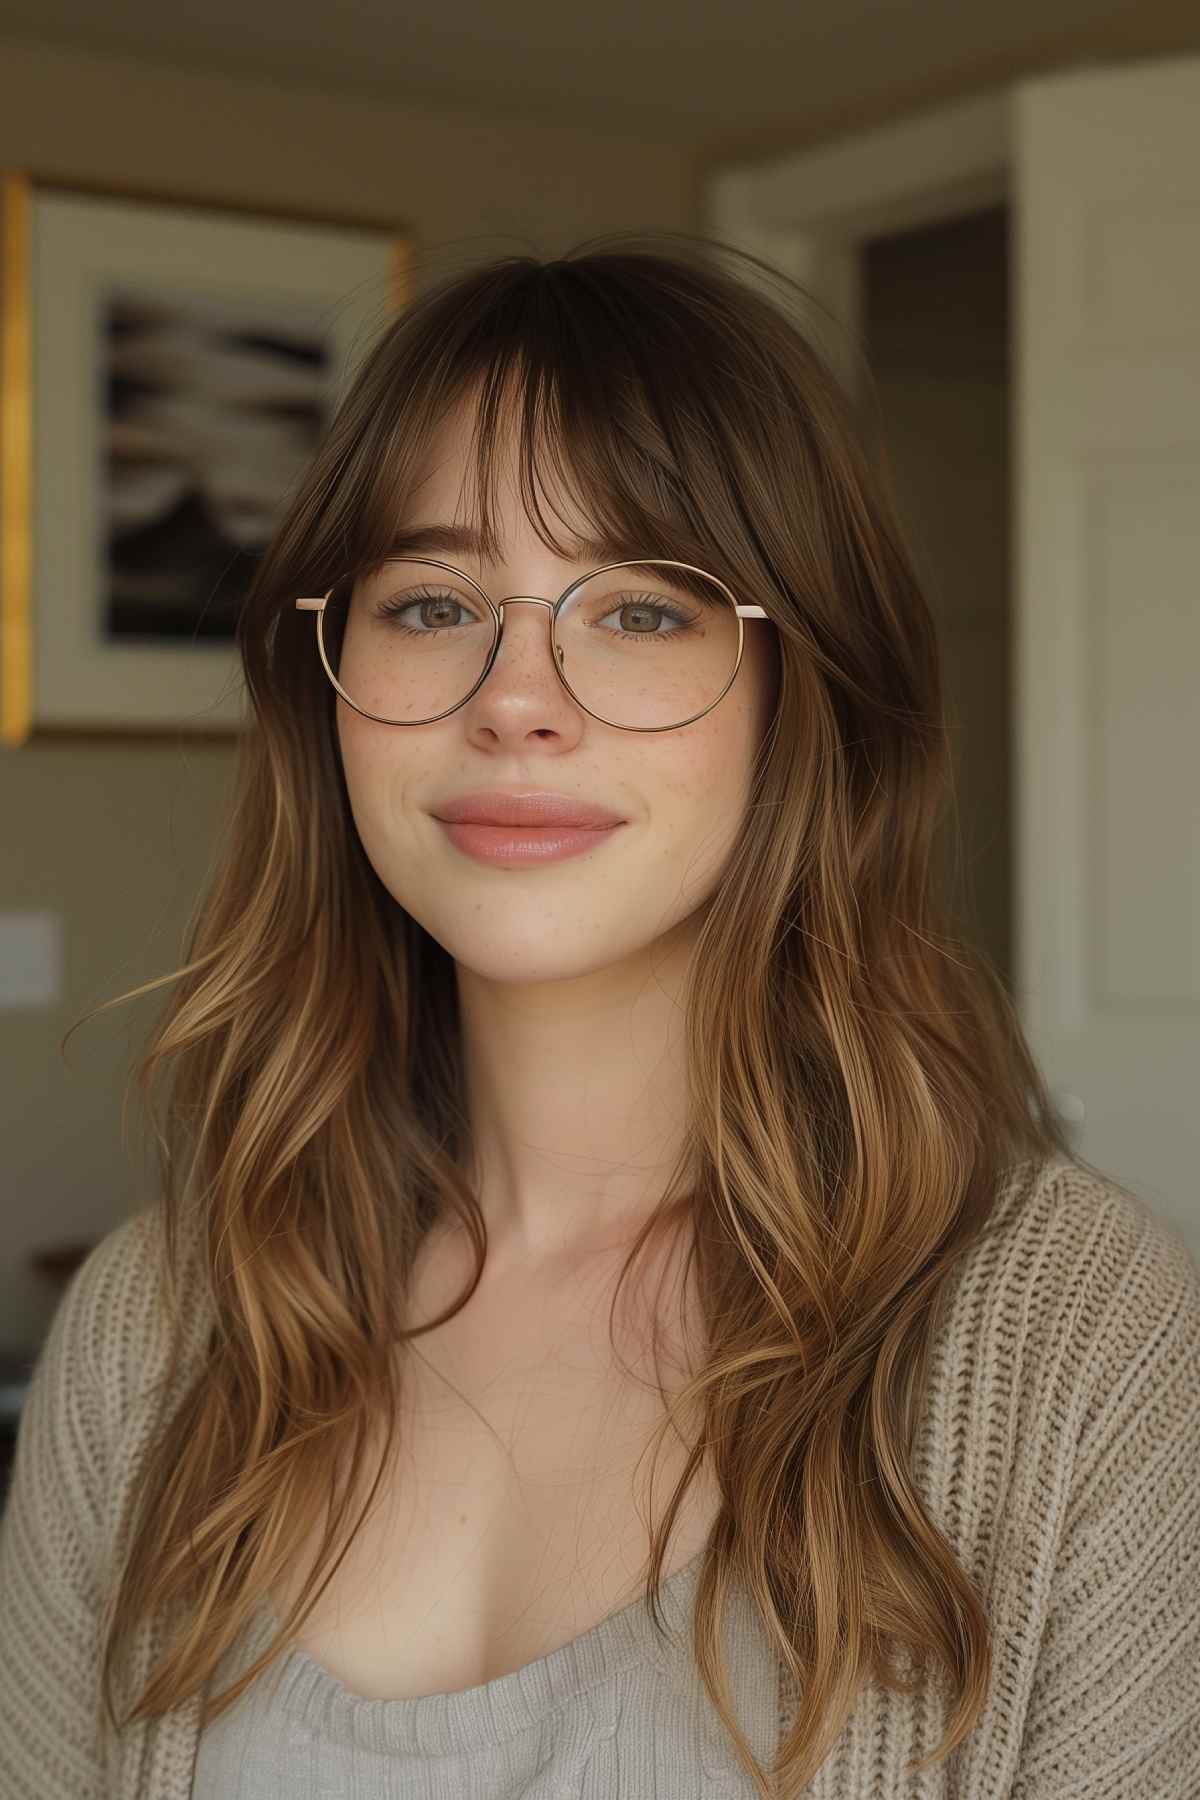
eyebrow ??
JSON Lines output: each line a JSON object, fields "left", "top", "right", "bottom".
{"left": 388, "top": 522, "right": 630, "bottom": 565}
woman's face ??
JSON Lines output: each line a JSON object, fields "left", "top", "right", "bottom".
{"left": 336, "top": 396, "right": 779, "bottom": 986}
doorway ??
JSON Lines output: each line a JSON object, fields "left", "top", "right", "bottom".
{"left": 861, "top": 204, "right": 1012, "bottom": 992}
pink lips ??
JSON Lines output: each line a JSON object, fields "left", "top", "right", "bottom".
{"left": 436, "top": 819, "right": 624, "bottom": 864}
{"left": 432, "top": 790, "right": 627, "bottom": 866}
{"left": 433, "top": 789, "right": 626, "bottom": 829}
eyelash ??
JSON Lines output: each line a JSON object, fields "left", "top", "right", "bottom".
{"left": 375, "top": 588, "right": 699, "bottom": 644}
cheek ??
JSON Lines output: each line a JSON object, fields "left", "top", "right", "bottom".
{"left": 336, "top": 711, "right": 410, "bottom": 859}
{"left": 666, "top": 706, "right": 760, "bottom": 846}
{"left": 337, "top": 711, "right": 377, "bottom": 816}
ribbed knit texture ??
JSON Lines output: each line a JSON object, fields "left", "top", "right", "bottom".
{"left": 189, "top": 1548, "right": 782, "bottom": 1796}
{"left": 2, "top": 1154, "right": 1199, "bottom": 1798}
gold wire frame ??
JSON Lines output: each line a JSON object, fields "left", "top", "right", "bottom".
{"left": 296, "top": 556, "right": 772, "bottom": 733}
{"left": 0, "top": 168, "right": 411, "bottom": 747}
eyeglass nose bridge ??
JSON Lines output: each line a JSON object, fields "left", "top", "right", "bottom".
{"left": 491, "top": 595, "right": 565, "bottom": 664}
{"left": 493, "top": 595, "right": 560, "bottom": 621}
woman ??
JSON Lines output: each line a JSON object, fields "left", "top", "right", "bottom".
{"left": 2, "top": 234, "right": 1197, "bottom": 1800}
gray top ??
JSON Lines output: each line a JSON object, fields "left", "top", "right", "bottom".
{"left": 191, "top": 1551, "right": 782, "bottom": 1797}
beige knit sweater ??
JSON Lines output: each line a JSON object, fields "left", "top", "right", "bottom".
{"left": 2, "top": 1154, "right": 1199, "bottom": 1798}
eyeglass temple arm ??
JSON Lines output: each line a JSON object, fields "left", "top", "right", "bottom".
{"left": 295, "top": 598, "right": 770, "bottom": 617}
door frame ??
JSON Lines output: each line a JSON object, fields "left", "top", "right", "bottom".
{"left": 703, "top": 89, "right": 1011, "bottom": 395}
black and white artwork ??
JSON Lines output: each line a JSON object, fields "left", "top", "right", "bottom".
{"left": 103, "top": 290, "right": 333, "bottom": 641}
{"left": 0, "top": 173, "right": 401, "bottom": 742}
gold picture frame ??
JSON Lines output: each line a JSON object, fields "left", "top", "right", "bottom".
{"left": 0, "top": 171, "right": 410, "bottom": 746}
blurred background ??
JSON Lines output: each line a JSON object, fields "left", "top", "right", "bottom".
{"left": 2, "top": 1, "right": 1199, "bottom": 1492}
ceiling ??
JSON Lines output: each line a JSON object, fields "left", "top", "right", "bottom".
{"left": 0, "top": 0, "right": 1196, "bottom": 159}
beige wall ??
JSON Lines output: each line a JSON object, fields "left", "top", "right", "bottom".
{"left": 0, "top": 38, "right": 696, "bottom": 1346}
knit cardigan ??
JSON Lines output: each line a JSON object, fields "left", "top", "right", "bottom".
{"left": 2, "top": 1154, "right": 1199, "bottom": 1798}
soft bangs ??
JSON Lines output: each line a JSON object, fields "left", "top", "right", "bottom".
{"left": 351, "top": 258, "right": 748, "bottom": 587}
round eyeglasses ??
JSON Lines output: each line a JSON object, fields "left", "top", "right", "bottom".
{"left": 295, "top": 557, "right": 771, "bottom": 733}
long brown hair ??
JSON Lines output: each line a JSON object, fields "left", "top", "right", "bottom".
{"left": 71, "top": 231, "right": 1081, "bottom": 1796}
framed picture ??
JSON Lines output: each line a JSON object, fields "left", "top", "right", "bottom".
{"left": 0, "top": 172, "right": 409, "bottom": 745}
